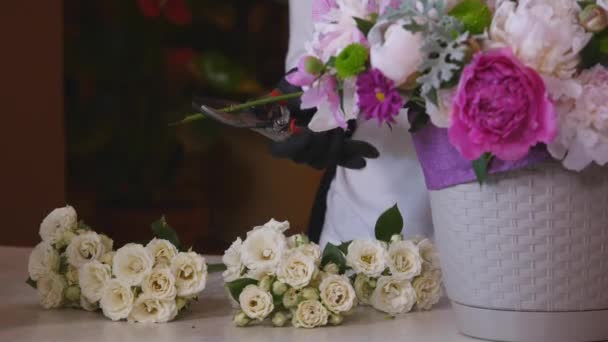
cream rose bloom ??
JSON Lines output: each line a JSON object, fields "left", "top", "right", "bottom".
{"left": 113, "top": 243, "right": 154, "bottom": 286}
{"left": 346, "top": 240, "right": 387, "bottom": 278}
{"left": 39, "top": 206, "right": 77, "bottom": 245}
{"left": 222, "top": 237, "right": 244, "bottom": 282}
{"left": 238, "top": 285, "right": 274, "bottom": 320}
{"left": 79, "top": 260, "right": 112, "bottom": 302}
{"left": 413, "top": 270, "right": 443, "bottom": 311}
{"left": 37, "top": 272, "right": 66, "bottom": 309}
{"left": 417, "top": 238, "right": 441, "bottom": 271}
{"left": 100, "top": 279, "right": 134, "bottom": 321}
{"left": 128, "top": 295, "right": 178, "bottom": 323}
{"left": 276, "top": 250, "right": 316, "bottom": 289}
{"left": 142, "top": 267, "right": 177, "bottom": 300}
{"left": 369, "top": 19, "right": 423, "bottom": 87}
{"left": 319, "top": 275, "right": 356, "bottom": 314}
{"left": 370, "top": 276, "right": 417, "bottom": 315}
{"left": 388, "top": 240, "right": 422, "bottom": 280}
{"left": 99, "top": 234, "right": 114, "bottom": 253}
{"left": 292, "top": 300, "right": 329, "bottom": 328}
{"left": 66, "top": 231, "right": 106, "bottom": 268}
{"left": 489, "top": 0, "right": 591, "bottom": 80}
{"left": 240, "top": 225, "right": 287, "bottom": 278}
{"left": 146, "top": 238, "right": 178, "bottom": 267}
{"left": 28, "top": 242, "right": 60, "bottom": 281}
{"left": 297, "top": 243, "right": 322, "bottom": 265}
{"left": 354, "top": 273, "right": 375, "bottom": 305}
{"left": 171, "top": 252, "right": 207, "bottom": 297}
{"left": 80, "top": 295, "right": 99, "bottom": 312}
{"left": 253, "top": 218, "right": 290, "bottom": 233}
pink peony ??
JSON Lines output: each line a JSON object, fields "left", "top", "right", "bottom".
{"left": 448, "top": 48, "right": 558, "bottom": 161}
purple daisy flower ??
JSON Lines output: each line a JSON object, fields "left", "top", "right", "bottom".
{"left": 356, "top": 68, "right": 404, "bottom": 125}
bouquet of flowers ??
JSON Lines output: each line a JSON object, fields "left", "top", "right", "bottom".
{"left": 222, "top": 207, "right": 442, "bottom": 327}
{"left": 322, "top": 205, "right": 443, "bottom": 315}
{"left": 27, "top": 206, "right": 208, "bottom": 323}
{"left": 177, "top": 0, "right": 608, "bottom": 183}
{"left": 222, "top": 219, "right": 357, "bottom": 328}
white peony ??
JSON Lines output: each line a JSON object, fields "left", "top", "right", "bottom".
{"left": 238, "top": 285, "right": 274, "bottom": 320}
{"left": 369, "top": 19, "right": 423, "bottom": 87}
{"left": 319, "top": 275, "right": 356, "bottom": 314}
{"left": 370, "top": 276, "right": 417, "bottom": 315}
{"left": 80, "top": 295, "right": 99, "bottom": 312}
{"left": 79, "top": 260, "right": 112, "bottom": 302}
{"left": 100, "top": 279, "right": 134, "bottom": 321}
{"left": 412, "top": 270, "right": 443, "bottom": 310}
{"left": 128, "top": 295, "right": 178, "bottom": 323}
{"left": 142, "top": 267, "right": 177, "bottom": 300}
{"left": 171, "top": 252, "right": 207, "bottom": 297}
{"left": 240, "top": 225, "right": 287, "bottom": 279}
{"left": 222, "top": 237, "right": 244, "bottom": 282}
{"left": 387, "top": 240, "right": 422, "bottom": 280}
{"left": 112, "top": 244, "right": 154, "bottom": 286}
{"left": 66, "top": 231, "right": 106, "bottom": 268}
{"left": 292, "top": 300, "right": 329, "bottom": 328}
{"left": 548, "top": 65, "right": 608, "bottom": 171}
{"left": 28, "top": 242, "right": 60, "bottom": 281}
{"left": 346, "top": 240, "right": 387, "bottom": 278}
{"left": 489, "top": 0, "right": 591, "bottom": 80}
{"left": 146, "top": 238, "right": 178, "bottom": 267}
{"left": 39, "top": 206, "right": 77, "bottom": 245}
{"left": 417, "top": 238, "right": 441, "bottom": 271}
{"left": 37, "top": 272, "right": 66, "bottom": 309}
{"left": 276, "top": 250, "right": 316, "bottom": 289}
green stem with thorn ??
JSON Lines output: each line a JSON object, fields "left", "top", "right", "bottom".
{"left": 171, "top": 91, "right": 304, "bottom": 127}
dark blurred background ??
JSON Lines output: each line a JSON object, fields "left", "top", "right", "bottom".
{"left": 1, "top": 0, "right": 321, "bottom": 253}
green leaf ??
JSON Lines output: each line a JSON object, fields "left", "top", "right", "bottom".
{"left": 353, "top": 17, "right": 375, "bottom": 37}
{"left": 449, "top": 0, "right": 492, "bottom": 35}
{"left": 321, "top": 243, "right": 347, "bottom": 272}
{"left": 207, "top": 263, "right": 227, "bottom": 273}
{"left": 375, "top": 204, "right": 404, "bottom": 242}
{"left": 150, "top": 216, "right": 182, "bottom": 251}
{"left": 581, "top": 30, "right": 608, "bottom": 68}
{"left": 226, "top": 278, "right": 258, "bottom": 303}
{"left": 26, "top": 277, "right": 37, "bottom": 289}
{"left": 408, "top": 112, "right": 430, "bottom": 133}
{"left": 337, "top": 241, "right": 352, "bottom": 255}
{"left": 472, "top": 152, "right": 494, "bottom": 185}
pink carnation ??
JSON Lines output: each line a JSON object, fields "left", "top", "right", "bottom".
{"left": 448, "top": 48, "right": 558, "bottom": 161}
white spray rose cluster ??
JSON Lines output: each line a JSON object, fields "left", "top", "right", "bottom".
{"left": 223, "top": 219, "right": 355, "bottom": 328}
{"left": 344, "top": 235, "right": 443, "bottom": 315}
{"left": 27, "top": 206, "right": 207, "bottom": 324}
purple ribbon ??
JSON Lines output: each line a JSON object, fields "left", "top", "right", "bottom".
{"left": 411, "top": 125, "right": 552, "bottom": 190}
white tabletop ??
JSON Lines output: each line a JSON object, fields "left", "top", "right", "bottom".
{"left": 0, "top": 246, "right": 475, "bottom": 342}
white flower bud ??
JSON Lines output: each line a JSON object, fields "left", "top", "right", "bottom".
{"left": 272, "top": 311, "right": 289, "bottom": 327}
{"left": 323, "top": 263, "right": 340, "bottom": 275}
{"left": 233, "top": 310, "right": 251, "bottom": 327}
{"left": 301, "top": 287, "right": 319, "bottom": 301}
{"left": 65, "top": 285, "right": 81, "bottom": 302}
{"left": 272, "top": 281, "right": 288, "bottom": 296}
{"left": 329, "top": 313, "right": 343, "bottom": 326}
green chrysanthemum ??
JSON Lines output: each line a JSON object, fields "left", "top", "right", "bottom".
{"left": 449, "top": 0, "right": 492, "bottom": 35}
{"left": 335, "top": 43, "right": 369, "bottom": 79}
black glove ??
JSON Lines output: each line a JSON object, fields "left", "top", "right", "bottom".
{"left": 270, "top": 126, "right": 379, "bottom": 170}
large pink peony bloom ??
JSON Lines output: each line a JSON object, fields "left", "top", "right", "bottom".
{"left": 448, "top": 48, "right": 558, "bottom": 161}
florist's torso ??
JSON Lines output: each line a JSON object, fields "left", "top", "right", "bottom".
{"left": 320, "top": 114, "right": 433, "bottom": 247}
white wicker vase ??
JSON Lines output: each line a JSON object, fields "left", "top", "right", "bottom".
{"left": 430, "top": 163, "right": 608, "bottom": 342}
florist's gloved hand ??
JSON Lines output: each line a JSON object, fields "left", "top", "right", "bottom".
{"left": 261, "top": 68, "right": 379, "bottom": 170}
{"left": 270, "top": 126, "right": 379, "bottom": 170}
